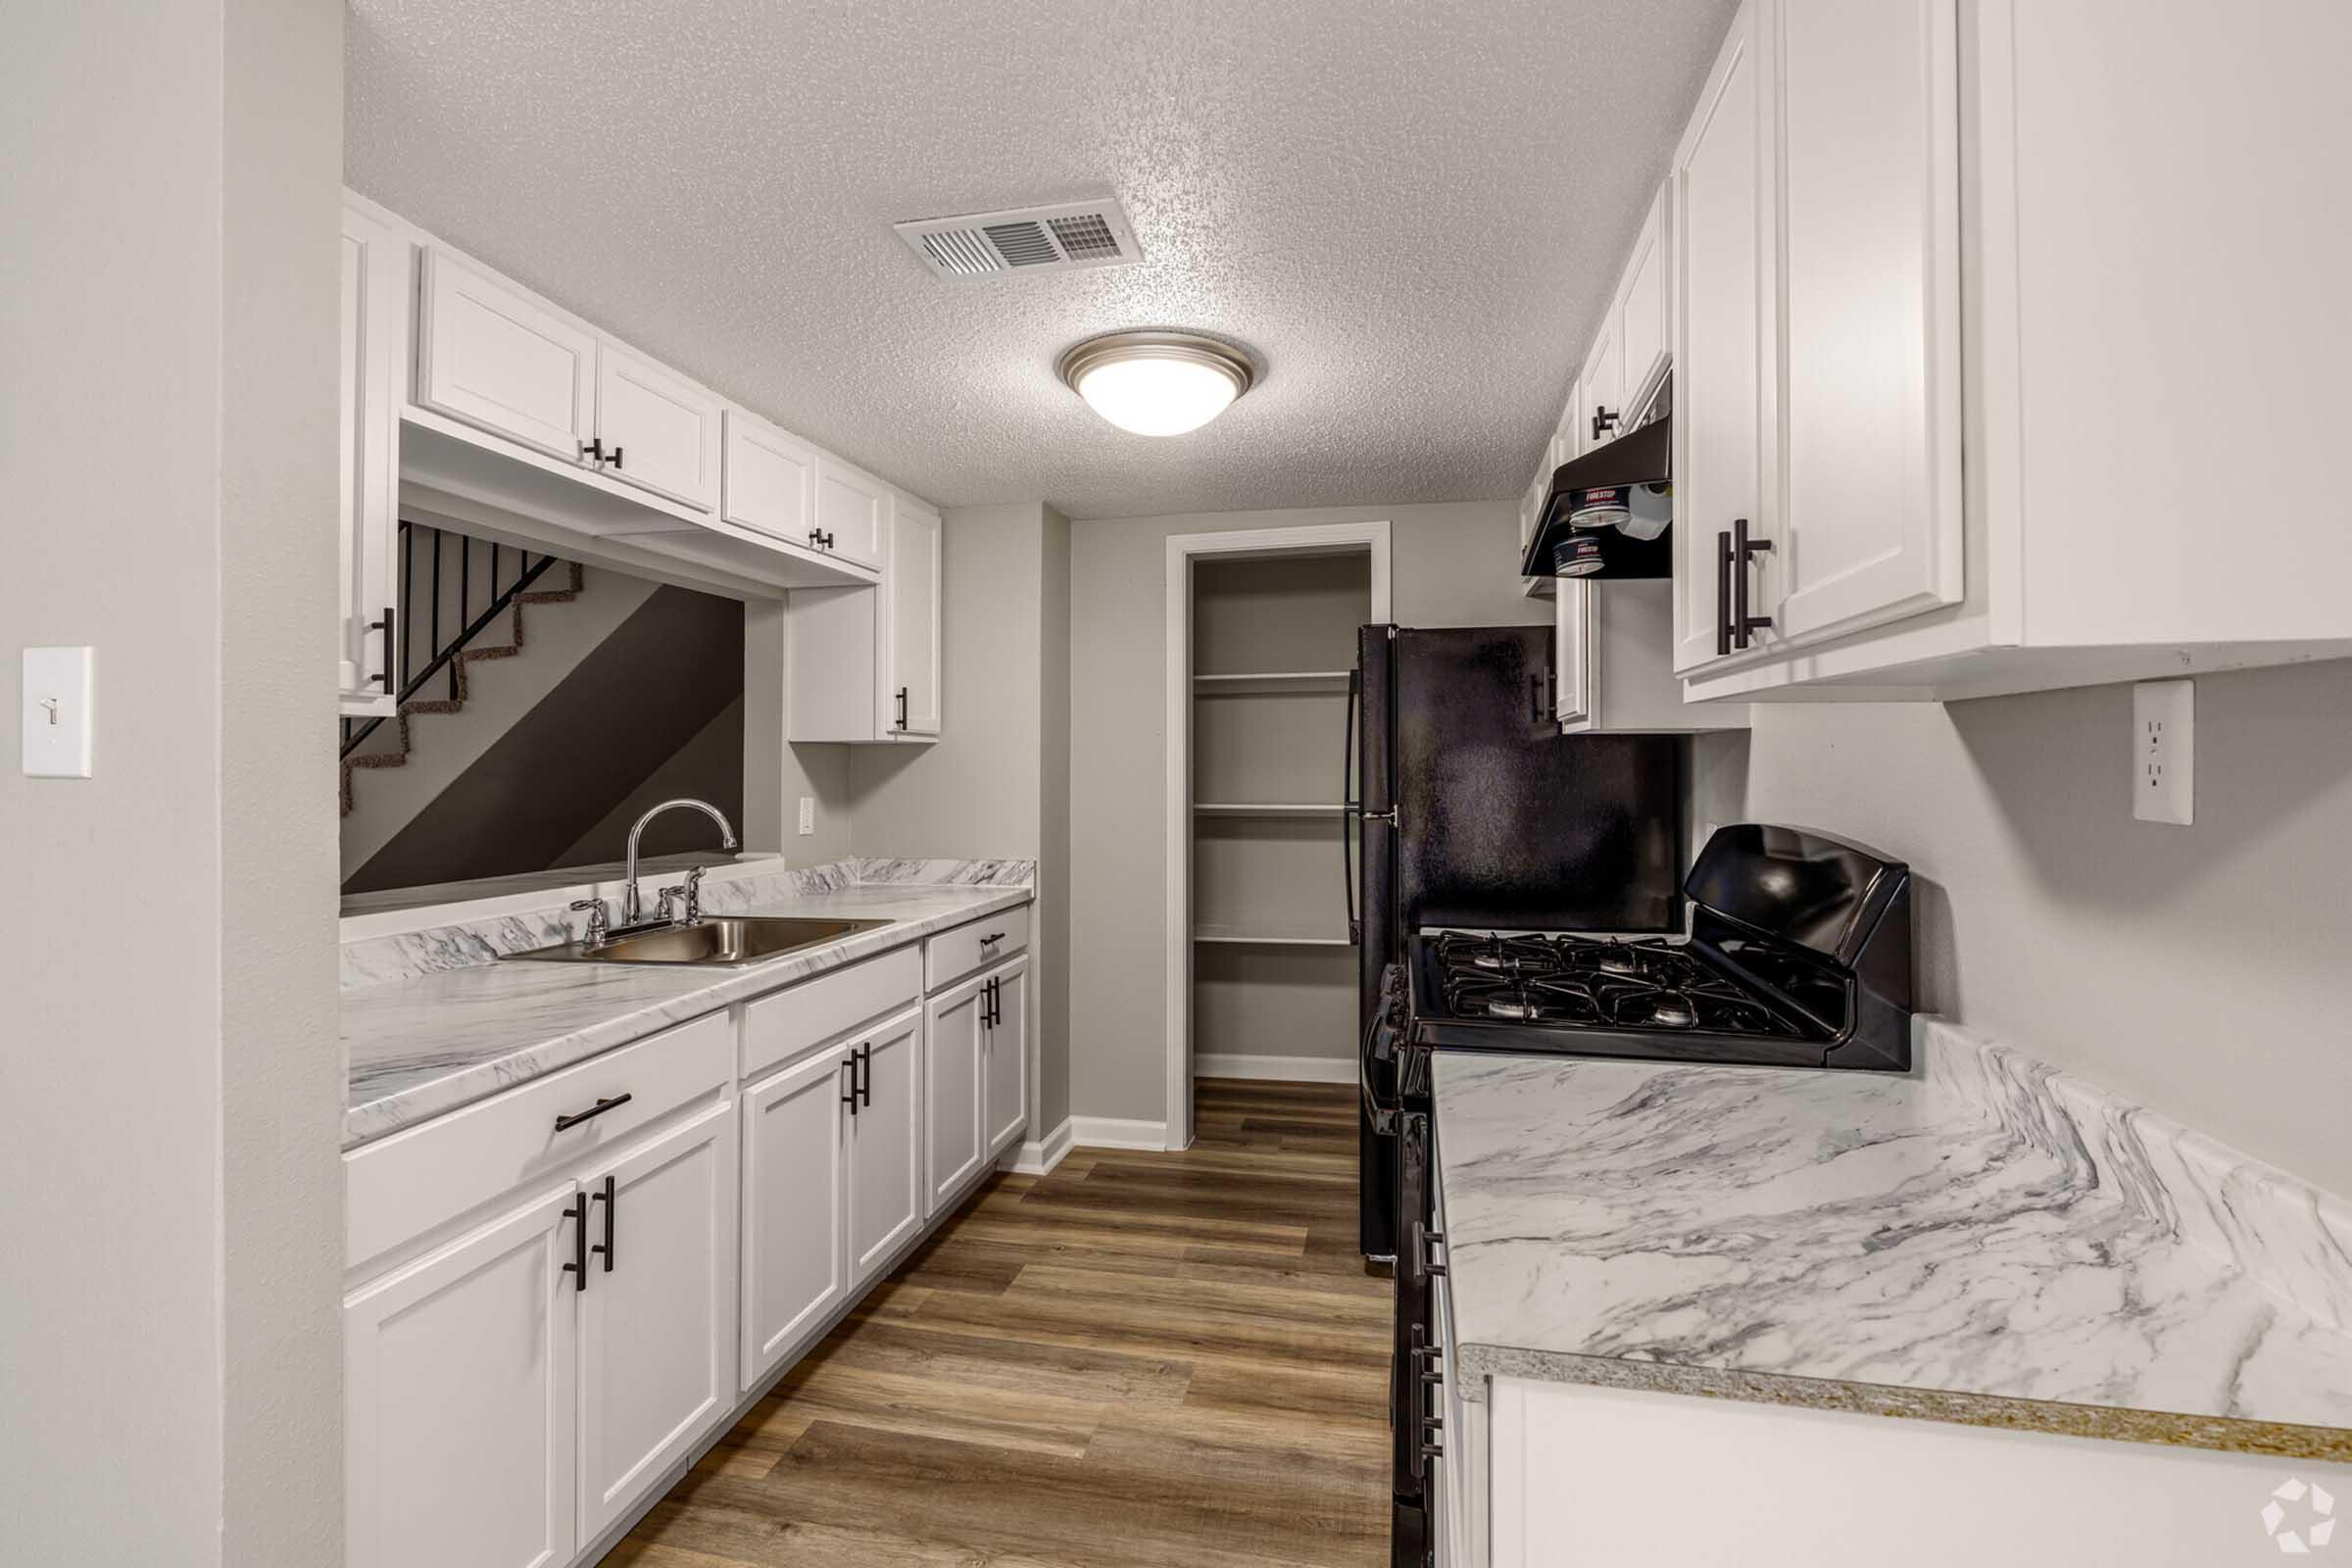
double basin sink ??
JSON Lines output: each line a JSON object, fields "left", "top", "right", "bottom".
{"left": 508, "top": 915, "right": 892, "bottom": 968}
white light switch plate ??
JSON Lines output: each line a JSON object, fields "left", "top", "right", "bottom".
{"left": 2132, "top": 678, "right": 2192, "bottom": 824}
{"left": 22, "top": 646, "right": 94, "bottom": 778}
{"left": 798, "top": 796, "right": 815, "bottom": 836}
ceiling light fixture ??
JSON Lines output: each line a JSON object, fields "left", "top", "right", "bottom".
{"left": 1055, "top": 330, "right": 1256, "bottom": 437}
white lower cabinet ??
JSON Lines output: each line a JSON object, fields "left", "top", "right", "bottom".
{"left": 739, "top": 1047, "right": 851, "bottom": 1390}
{"left": 983, "top": 956, "right": 1030, "bottom": 1159}
{"left": 924, "top": 974, "right": 987, "bottom": 1215}
{"left": 346, "top": 904, "right": 1031, "bottom": 1568}
{"left": 848, "top": 1004, "right": 925, "bottom": 1286}
{"left": 345, "top": 1186, "right": 580, "bottom": 1568}
{"left": 573, "top": 1102, "right": 738, "bottom": 1543}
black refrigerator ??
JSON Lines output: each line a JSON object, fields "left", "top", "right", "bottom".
{"left": 1352, "top": 623, "right": 1686, "bottom": 1257}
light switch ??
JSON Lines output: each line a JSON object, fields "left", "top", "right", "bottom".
{"left": 798, "top": 796, "right": 815, "bottom": 836}
{"left": 22, "top": 646, "right": 95, "bottom": 778}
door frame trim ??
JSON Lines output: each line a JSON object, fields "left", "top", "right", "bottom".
{"left": 1161, "top": 519, "right": 1392, "bottom": 1152}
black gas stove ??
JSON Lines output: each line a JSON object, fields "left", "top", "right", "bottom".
{"left": 1401, "top": 826, "right": 1914, "bottom": 1072}
{"left": 1366, "top": 826, "right": 1916, "bottom": 1568}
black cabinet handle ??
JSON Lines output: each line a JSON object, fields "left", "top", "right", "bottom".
{"left": 820, "top": 530, "right": 834, "bottom": 550}
{"left": 590, "top": 1174, "right": 615, "bottom": 1273}
{"left": 368, "top": 607, "right": 396, "bottom": 692}
{"left": 563, "top": 1195, "right": 589, "bottom": 1292}
{"left": 857, "top": 1043, "right": 873, "bottom": 1108}
{"left": 1591, "top": 404, "right": 1619, "bottom": 442}
{"left": 895, "top": 687, "right": 908, "bottom": 730}
{"left": 578, "top": 438, "right": 605, "bottom": 464}
{"left": 607, "top": 444, "right": 623, "bottom": 470}
{"left": 1716, "top": 529, "right": 1735, "bottom": 657}
{"left": 840, "top": 1054, "right": 858, "bottom": 1115}
{"left": 1414, "top": 1220, "right": 1447, "bottom": 1280}
{"left": 554, "top": 1093, "right": 631, "bottom": 1132}
{"left": 1733, "top": 516, "right": 1775, "bottom": 649}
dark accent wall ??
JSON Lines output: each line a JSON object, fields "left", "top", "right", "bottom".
{"left": 344, "top": 586, "right": 744, "bottom": 894}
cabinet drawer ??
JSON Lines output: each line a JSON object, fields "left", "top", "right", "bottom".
{"left": 739, "top": 945, "right": 921, "bottom": 1082}
{"left": 347, "top": 1010, "right": 732, "bottom": 1271}
{"left": 924, "top": 906, "right": 1030, "bottom": 991}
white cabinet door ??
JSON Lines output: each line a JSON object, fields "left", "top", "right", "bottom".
{"left": 338, "top": 205, "right": 403, "bottom": 714}
{"left": 573, "top": 1101, "right": 738, "bottom": 1544}
{"left": 982, "top": 956, "right": 1030, "bottom": 1159}
{"left": 923, "top": 978, "right": 985, "bottom": 1217}
{"left": 594, "top": 341, "right": 721, "bottom": 513}
{"left": 813, "top": 457, "right": 886, "bottom": 571}
{"left": 721, "top": 411, "right": 821, "bottom": 552}
{"left": 1769, "top": 0, "right": 1963, "bottom": 647}
{"left": 1670, "top": 0, "right": 1772, "bottom": 674}
{"left": 417, "top": 250, "right": 596, "bottom": 462}
{"left": 1579, "top": 308, "right": 1625, "bottom": 452}
{"left": 740, "top": 1047, "right": 850, "bottom": 1391}
{"left": 1619, "top": 186, "right": 1673, "bottom": 415}
{"left": 344, "top": 1185, "right": 578, "bottom": 1568}
{"left": 848, "top": 1004, "right": 925, "bottom": 1286}
{"left": 885, "top": 496, "right": 944, "bottom": 737}
{"left": 1552, "top": 579, "right": 1594, "bottom": 729}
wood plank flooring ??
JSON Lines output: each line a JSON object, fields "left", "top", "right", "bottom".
{"left": 610, "top": 1079, "right": 1391, "bottom": 1568}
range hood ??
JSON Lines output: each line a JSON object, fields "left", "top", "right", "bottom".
{"left": 1516, "top": 410, "right": 1674, "bottom": 581}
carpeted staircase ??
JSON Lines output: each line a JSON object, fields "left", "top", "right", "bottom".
{"left": 338, "top": 559, "right": 584, "bottom": 816}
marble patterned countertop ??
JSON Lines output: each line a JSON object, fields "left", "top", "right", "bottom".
{"left": 1432, "top": 1020, "right": 2352, "bottom": 1460}
{"left": 342, "top": 858, "right": 1031, "bottom": 1149}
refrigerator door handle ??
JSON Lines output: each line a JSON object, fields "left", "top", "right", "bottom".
{"left": 1343, "top": 669, "right": 1359, "bottom": 945}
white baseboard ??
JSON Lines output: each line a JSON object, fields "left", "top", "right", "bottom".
{"left": 1068, "top": 1114, "right": 1170, "bottom": 1151}
{"left": 1002, "top": 1116, "right": 1075, "bottom": 1176}
{"left": 1194, "top": 1053, "right": 1356, "bottom": 1084}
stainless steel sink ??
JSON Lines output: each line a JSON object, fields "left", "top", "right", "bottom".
{"left": 508, "top": 915, "right": 893, "bottom": 967}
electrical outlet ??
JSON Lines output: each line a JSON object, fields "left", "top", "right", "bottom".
{"left": 797, "top": 796, "right": 815, "bottom": 836}
{"left": 2132, "top": 679, "right": 2193, "bottom": 825}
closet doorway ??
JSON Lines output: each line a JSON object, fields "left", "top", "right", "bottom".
{"left": 1164, "top": 521, "right": 1391, "bottom": 1151}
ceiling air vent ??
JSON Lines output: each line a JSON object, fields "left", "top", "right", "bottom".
{"left": 895, "top": 196, "right": 1142, "bottom": 280}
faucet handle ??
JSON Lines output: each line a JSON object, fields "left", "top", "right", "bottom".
{"left": 655, "top": 885, "right": 687, "bottom": 925}
{"left": 682, "top": 865, "right": 708, "bottom": 922}
{"left": 569, "top": 898, "right": 611, "bottom": 950}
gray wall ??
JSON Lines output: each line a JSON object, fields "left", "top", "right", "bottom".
{"left": 1069, "top": 501, "right": 1540, "bottom": 1123}
{"left": 745, "top": 599, "right": 858, "bottom": 865}
{"left": 1694, "top": 659, "right": 2352, "bottom": 1196}
{"left": 1, "top": 0, "right": 342, "bottom": 1559}
{"left": 848, "top": 503, "right": 1075, "bottom": 1133}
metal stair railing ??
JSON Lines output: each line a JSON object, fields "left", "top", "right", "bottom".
{"left": 339, "top": 520, "right": 567, "bottom": 760}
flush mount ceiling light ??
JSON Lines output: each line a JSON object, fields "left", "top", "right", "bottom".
{"left": 1055, "top": 330, "right": 1256, "bottom": 437}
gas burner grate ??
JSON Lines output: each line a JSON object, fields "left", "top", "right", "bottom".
{"left": 1432, "top": 932, "right": 1802, "bottom": 1037}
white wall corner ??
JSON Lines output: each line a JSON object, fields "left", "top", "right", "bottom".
{"left": 1002, "top": 1115, "right": 1076, "bottom": 1177}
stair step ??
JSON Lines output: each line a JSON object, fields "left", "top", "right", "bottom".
{"left": 402, "top": 699, "right": 462, "bottom": 716}
{"left": 346, "top": 751, "right": 409, "bottom": 770}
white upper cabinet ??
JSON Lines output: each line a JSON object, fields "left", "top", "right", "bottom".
{"left": 1766, "top": 0, "right": 1963, "bottom": 650}
{"left": 593, "top": 342, "right": 721, "bottom": 513}
{"left": 1578, "top": 309, "right": 1625, "bottom": 453}
{"left": 1670, "top": 0, "right": 1770, "bottom": 675}
{"left": 338, "top": 204, "right": 404, "bottom": 718}
{"left": 418, "top": 250, "right": 597, "bottom": 462}
{"left": 721, "top": 411, "right": 828, "bottom": 559}
{"left": 813, "top": 458, "right": 887, "bottom": 571}
{"left": 886, "top": 496, "right": 943, "bottom": 737}
{"left": 1670, "top": 0, "right": 2352, "bottom": 702}
{"left": 1617, "top": 188, "right": 1673, "bottom": 417}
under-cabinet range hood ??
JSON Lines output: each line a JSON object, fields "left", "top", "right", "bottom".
{"left": 1516, "top": 403, "right": 1674, "bottom": 582}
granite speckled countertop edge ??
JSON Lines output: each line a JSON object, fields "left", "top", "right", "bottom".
{"left": 1454, "top": 1345, "right": 2352, "bottom": 1463}
{"left": 343, "top": 860, "right": 1033, "bottom": 1150}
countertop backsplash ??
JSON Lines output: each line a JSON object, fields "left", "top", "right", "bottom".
{"left": 340, "top": 856, "right": 1037, "bottom": 989}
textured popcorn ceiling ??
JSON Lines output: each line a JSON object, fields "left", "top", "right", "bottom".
{"left": 347, "top": 0, "right": 1736, "bottom": 519}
